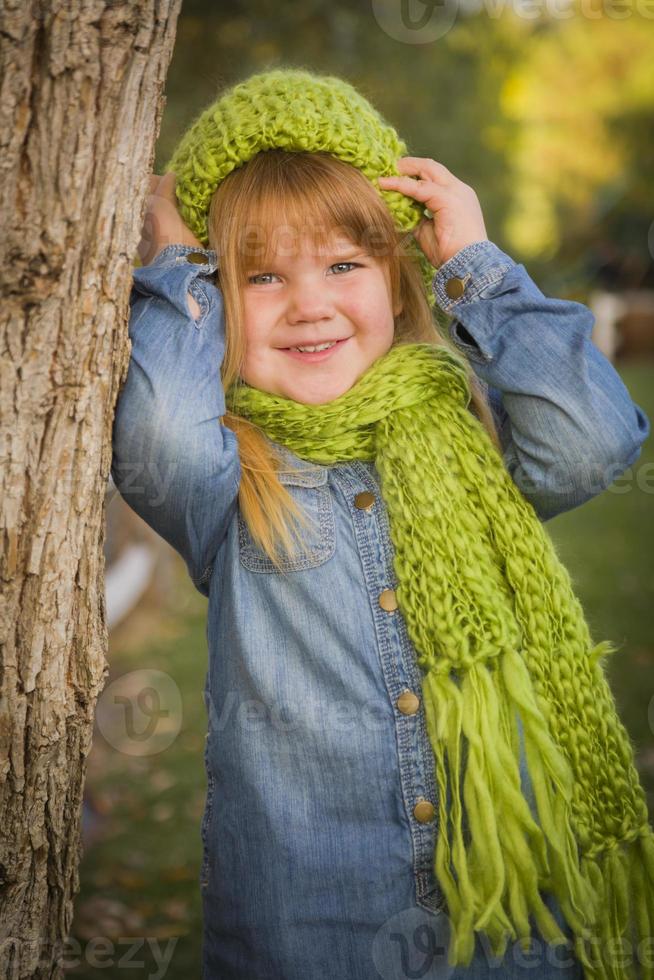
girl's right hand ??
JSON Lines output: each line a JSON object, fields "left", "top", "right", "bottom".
{"left": 137, "top": 172, "right": 205, "bottom": 266}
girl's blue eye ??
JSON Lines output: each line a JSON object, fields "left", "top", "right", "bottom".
{"left": 247, "top": 262, "right": 360, "bottom": 285}
{"left": 248, "top": 272, "right": 277, "bottom": 285}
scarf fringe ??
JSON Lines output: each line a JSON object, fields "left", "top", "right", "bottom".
{"left": 421, "top": 643, "right": 654, "bottom": 980}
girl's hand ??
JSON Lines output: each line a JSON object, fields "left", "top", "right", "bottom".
{"left": 378, "top": 157, "right": 488, "bottom": 267}
{"left": 137, "top": 171, "right": 204, "bottom": 266}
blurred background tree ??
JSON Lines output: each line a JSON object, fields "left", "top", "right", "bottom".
{"left": 498, "top": 7, "right": 654, "bottom": 295}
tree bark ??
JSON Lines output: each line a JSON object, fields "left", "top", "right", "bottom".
{"left": 0, "top": 2, "right": 182, "bottom": 976}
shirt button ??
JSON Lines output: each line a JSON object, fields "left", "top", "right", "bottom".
{"left": 413, "top": 799, "right": 436, "bottom": 823}
{"left": 379, "top": 589, "right": 398, "bottom": 612}
{"left": 186, "top": 252, "right": 208, "bottom": 264}
{"left": 396, "top": 690, "right": 420, "bottom": 715}
{"left": 445, "top": 276, "right": 466, "bottom": 299}
{"left": 354, "top": 491, "right": 375, "bottom": 512}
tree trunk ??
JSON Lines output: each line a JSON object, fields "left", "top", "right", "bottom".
{"left": 0, "top": 2, "right": 182, "bottom": 976}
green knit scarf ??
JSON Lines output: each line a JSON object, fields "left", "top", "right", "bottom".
{"left": 225, "top": 341, "right": 654, "bottom": 980}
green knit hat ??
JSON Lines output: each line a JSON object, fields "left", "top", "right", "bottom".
{"left": 164, "top": 67, "right": 440, "bottom": 308}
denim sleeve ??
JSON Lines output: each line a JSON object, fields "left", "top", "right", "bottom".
{"left": 432, "top": 241, "right": 650, "bottom": 521}
{"left": 111, "top": 244, "right": 241, "bottom": 596}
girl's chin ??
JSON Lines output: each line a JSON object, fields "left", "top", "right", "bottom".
{"left": 282, "top": 380, "right": 355, "bottom": 405}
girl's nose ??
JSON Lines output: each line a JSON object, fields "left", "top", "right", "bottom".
{"left": 286, "top": 282, "right": 334, "bottom": 324}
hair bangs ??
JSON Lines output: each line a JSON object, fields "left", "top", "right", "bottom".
{"left": 215, "top": 150, "right": 399, "bottom": 282}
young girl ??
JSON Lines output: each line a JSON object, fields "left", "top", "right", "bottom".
{"left": 113, "top": 68, "right": 654, "bottom": 979}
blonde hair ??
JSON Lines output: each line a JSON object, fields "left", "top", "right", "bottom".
{"left": 207, "top": 149, "right": 501, "bottom": 571}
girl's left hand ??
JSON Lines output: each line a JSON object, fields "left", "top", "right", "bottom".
{"left": 378, "top": 157, "right": 488, "bottom": 267}
{"left": 138, "top": 172, "right": 204, "bottom": 266}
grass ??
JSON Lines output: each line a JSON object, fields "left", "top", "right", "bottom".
{"left": 67, "top": 360, "right": 654, "bottom": 978}
{"left": 546, "top": 359, "right": 654, "bottom": 805}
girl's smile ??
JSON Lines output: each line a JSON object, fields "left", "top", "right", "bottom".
{"left": 280, "top": 336, "right": 351, "bottom": 362}
{"left": 240, "top": 235, "right": 400, "bottom": 405}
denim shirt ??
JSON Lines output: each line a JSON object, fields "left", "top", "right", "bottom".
{"left": 111, "top": 242, "right": 648, "bottom": 980}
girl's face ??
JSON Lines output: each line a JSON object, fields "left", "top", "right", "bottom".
{"left": 239, "top": 232, "right": 400, "bottom": 405}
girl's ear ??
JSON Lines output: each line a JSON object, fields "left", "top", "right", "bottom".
{"left": 394, "top": 301, "right": 403, "bottom": 317}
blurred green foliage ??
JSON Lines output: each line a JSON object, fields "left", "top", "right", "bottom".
{"left": 156, "top": 0, "right": 654, "bottom": 299}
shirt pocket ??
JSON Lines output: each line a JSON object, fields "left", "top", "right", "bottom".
{"left": 237, "top": 465, "right": 336, "bottom": 573}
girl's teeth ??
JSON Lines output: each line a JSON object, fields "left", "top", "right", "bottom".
{"left": 292, "top": 342, "right": 337, "bottom": 352}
